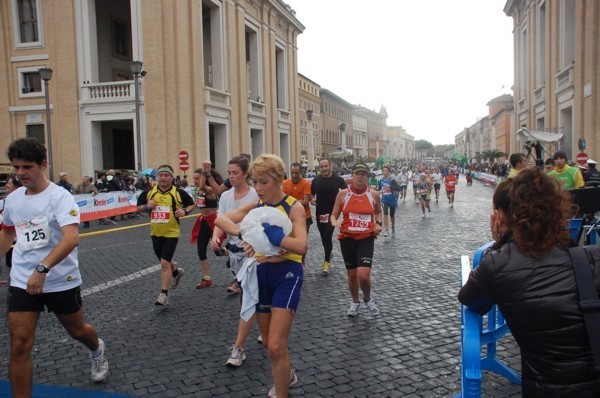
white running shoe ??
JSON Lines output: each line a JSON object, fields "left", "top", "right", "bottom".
{"left": 347, "top": 302, "right": 360, "bottom": 317}
{"left": 171, "top": 268, "right": 184, "bottom": 289}
{"left": 383, "top": 231, "right": 389, "bottom": 237}
{"left": 365, "top": 300, "right": 380, "bottom": 316}
{"left": 421, "top": 214, "right": 426, "bottom": 218}
{"left": 267, "top": 368, "right": 298, "bottom": 397}
{"left": 155, "top": 293, "right": 169, "bottom": 306}
{"left": 90, "top": 339, "right": 109, "bottom": 382}
{"left": 226, "top": 346, "right": 246, "bottom": 367}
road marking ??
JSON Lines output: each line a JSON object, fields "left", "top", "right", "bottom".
{"left": 81, "top": 264, "right": 161, "bottom": 297}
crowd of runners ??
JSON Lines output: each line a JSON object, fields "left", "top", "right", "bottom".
{"left": 0, "top": 137, "right": 467, "bottom": 398}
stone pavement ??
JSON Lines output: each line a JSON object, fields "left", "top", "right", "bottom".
{"left": 0, "top": 178, "right": 523, "bottom": 397}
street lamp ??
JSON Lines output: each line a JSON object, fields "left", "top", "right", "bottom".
{"left": 38, "top": 67, "right": 54, "bottom": 182}
{"left": 306, "top": 109, "right": 314, "bottom": 171}
{"left": 130, "top": 60, "right": 144, "bottom": 171}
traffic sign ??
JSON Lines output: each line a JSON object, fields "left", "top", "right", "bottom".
{"left": 178, "top": 151, "right": 189, "bottom": 161}
{"left": 576, "top": 152, "right": 588, "bottom": 165}
{"left": 179, "top": 161, "right": 190, "bottom": 171}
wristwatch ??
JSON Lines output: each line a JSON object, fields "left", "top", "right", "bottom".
{"left": 36, "top": 264, "right": 50, "bottom": 274}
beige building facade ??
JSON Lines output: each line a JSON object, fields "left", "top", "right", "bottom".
{"left": 504, "top": 0, "right": 600, "bottom": 161}
{"left": 297, "top": 73, "right": 321, "bottom": 168}
{"left": 319, "top": 88, "right": 353, "bottom": 159}
{"left": 1, "top": 0, "right": 304, "bottom": 178}
{"left": 487, "top": 94, "right": 513, "bottom": 157}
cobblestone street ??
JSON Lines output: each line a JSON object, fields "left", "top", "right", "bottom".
{"left": 0, "top": 178, "right": 522, "bottom": 397}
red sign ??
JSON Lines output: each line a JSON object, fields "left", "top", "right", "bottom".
{"left": 576, "top": 152, "right": 589, "bottom": 165}
{"left": 179, "top": 161, "right": 190, "bottom": 171}
{"left": 178, "top": 151, "right": 189, "bottom": 161}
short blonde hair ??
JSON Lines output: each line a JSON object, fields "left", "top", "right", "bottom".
{"left": 250, "top": 154, "right": 286, "bottom": 183}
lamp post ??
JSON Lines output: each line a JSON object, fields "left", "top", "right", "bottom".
{"left": 38, "top": 67, "right": 54, "bottom": 182}
{"left": 130, "top": 60, "right": 144, "bottom": 171}
{"left": 306, "top": 109, "right": 314, "bottom": 171}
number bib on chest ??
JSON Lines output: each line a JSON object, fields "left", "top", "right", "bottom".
{"left": 16, "top": 216, "right": 50, "bottom": 251}
{"left": 151, "top": 206, "right": 171, "bottom": 223}
{"left": 319, "top": 214, "right": 330, "bottom": 223}
{"left": 196, "top": 196, "right": 206, "bottom": 208}
{"left": 348, "top": 213, "right": 372, "bottom": 232}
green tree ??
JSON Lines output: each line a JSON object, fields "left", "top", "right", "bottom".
{"left": 481, "top": 149, "right": 507, "bottom": 163}
{"left": 415, "top": 139, "right": 434, "bottom": 157}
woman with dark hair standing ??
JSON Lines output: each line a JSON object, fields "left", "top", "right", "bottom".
{"left": 190, "top": 165, "right": 224, "bottom": 289}
{"left": 459, "top": 167, "right": 600, "bottom": 397}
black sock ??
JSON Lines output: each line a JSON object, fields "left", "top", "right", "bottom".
{"left": 162, "top": 289, "right": 168, "bottom": 295}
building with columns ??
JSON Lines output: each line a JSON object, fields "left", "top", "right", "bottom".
{"left": 297, "top": 73, "right": 321, "bottom": 168}
{"left": 487, "top": 94, "right": 513, "bottom": 157}
{"left": 319, "top": 88, "right": 353, "bottom": 158}
{"left": 386, "top": 126, "right": 415, "bottom": 160}
{"left": 504, "top": 0, "right": 600, "bottom": 161}
{"left": 354, "top": 105, "right": 388, "bottom": 160}
{"left": 1, "top": 0, "right": 304, "bottom": 178}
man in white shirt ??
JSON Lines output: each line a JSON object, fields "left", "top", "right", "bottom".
{"left": 0, "top": 138, "right": 109, "bottom": 396}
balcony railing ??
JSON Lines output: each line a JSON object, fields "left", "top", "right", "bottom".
{"left": 248, "top": 100, "right": 265, "bottom": 115}
{"left": 204, "top": 87, "right": 230, "bottom": 107}
{"left": 278, "top": 109, "right": 291, "bottom": 122}
{"left": 555, "top": 63, "right": 574, "bottom": 92}
{"left": 80, "top": 81, "right": 137, "bottom": 103}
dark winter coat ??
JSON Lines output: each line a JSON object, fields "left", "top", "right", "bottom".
{"left": 458, "top": 238, "right": 600, "bottom": 397}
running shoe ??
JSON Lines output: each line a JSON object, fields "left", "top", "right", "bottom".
{"left": 227, "top": 280, "right": 241, "bottom": 294}
{"left": 322, "top": 261, "right": 330, "bottom": 274}
{"left": 196, "top": 278, "right": 212, "bottom": 289}
{"left": 90, "top": 339, "right": 109, "bottom": 382}
{"left": 257, "top": 334, "right": 263, "bottom": 345}
{"left": 383, "top": 231, "right": 389, "bottom": 237}
{"left": 155, "top": 293, "right": 169, "bottom": 306}
{"left": 171, "top": 268, "right": 184, "bottom": 289}
{"left": 347, "top": 302, "right": 360, "bottom": 317}
{"left": 226, "top": 346, "right": 246, "bottom": 367}
{"left": 267, "top": 368, "right": 298, "bottom": 397}
{"left": 451, "top": 203, "right": 454, "bottom": 208}
{"left": 428, "top": 207, "right": 431, "bottom": 213}
{"left": 365, "top": 300, "right": 380, "bottom": 316}
{"left": 421, "top": 214, "right": 426, "bottom": 218}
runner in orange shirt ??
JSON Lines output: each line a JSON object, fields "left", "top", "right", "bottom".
{"left": 282, "top": 162, "right": 312, "bottom": 265}
{"left": 444, "top": 171, "right": 457, "bottom": 207}
{"left": 331, "top": 163, "right": 383, "bottom": 317}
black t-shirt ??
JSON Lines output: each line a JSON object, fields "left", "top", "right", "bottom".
{"left": 311, "top": 174, "right": 347, "bottom": 216}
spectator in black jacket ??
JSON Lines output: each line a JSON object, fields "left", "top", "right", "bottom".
{"left": 57, "top": 172, "right": 73, "bottom": 193}
{"left": 459, "top": 168, "right": 600, "bottom": 397}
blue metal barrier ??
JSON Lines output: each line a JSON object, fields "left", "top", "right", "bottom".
{"left": 567, "top": 218, "right": 583, "bottom": 241}
{"left": 457, "top": 241, "right": 521, "bottom": 398}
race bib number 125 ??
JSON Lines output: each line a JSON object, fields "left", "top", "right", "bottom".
{"left": 16, "top": 216, "right": 50, "bottom": 251}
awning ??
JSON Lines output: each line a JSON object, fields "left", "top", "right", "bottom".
{"left": 328, "top": 149, "right": 353, "bottom": 159}
{"left": 517, "top": 128, "right": 563, "bottom": 143}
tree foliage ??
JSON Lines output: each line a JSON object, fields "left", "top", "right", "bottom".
{"left": 414, "top": 140, "right": 434, "bottom": 151}
{"left": 481, "top": 149, "right": 507, "bottom": 162}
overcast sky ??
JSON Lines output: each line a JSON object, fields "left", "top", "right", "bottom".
{"left": 290, "top": 0, "right": 514, "bottom": 146}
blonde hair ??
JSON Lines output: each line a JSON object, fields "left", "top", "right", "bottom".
{"left": 249, "top": 154, "right": 286, "bottom": 183}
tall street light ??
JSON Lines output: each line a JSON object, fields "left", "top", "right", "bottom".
{"left": 38, "top": 67, "right": 54, "bottom": 182}
{"left": 306, "top": 109, "right": 314, "bottom": 171}
{"left": 130, "top": 60, "right": 144, "bottom": 171}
